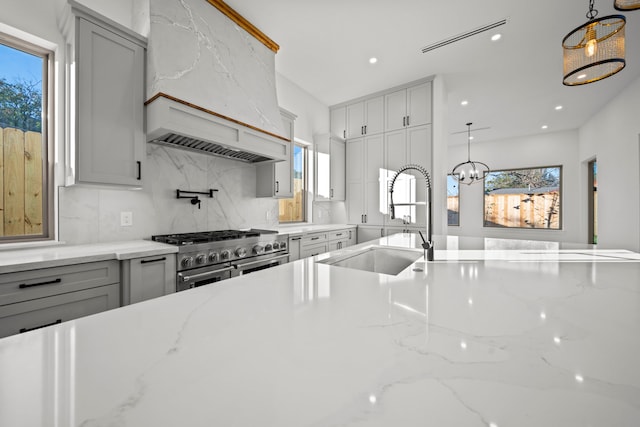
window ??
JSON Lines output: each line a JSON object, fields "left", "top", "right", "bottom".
{"left": 279, "top": 143, "right": 307, "bottom": 222}
{"left": 0, "top": 34, "right": 52, "bottom": 242}
{"left": 447, "top": 174, "right": 459, "bottom": 226}
{"left": 484, "top": 166, "right": 561, "bottom": 229}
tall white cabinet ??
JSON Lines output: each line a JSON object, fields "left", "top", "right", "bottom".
{"left": 331, "top": 78, "right": 434, "bottom": 243}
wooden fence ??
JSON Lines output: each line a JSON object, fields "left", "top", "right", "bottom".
{"left": 484, "top": 191, "right": 560, "bottom": 229}
{"left": 1, "top": 126, "right": 43, "bottom": 236}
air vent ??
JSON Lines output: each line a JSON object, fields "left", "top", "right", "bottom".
{"left": 421, "top": 18, "right": 507, "bottom": 54}
{"left": 151, "top": 133, "right": 272, "bottom": 163}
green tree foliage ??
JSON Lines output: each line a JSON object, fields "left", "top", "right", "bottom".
{"left": 485, "top": 167, "right": 560, "bottom": 194}
{"left": 0, "top": 77, "right": 42, "bottom": 132}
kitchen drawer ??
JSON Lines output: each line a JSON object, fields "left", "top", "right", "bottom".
{"left": 327, "top": 229, "right": 350, "bottom": 241}
{"left": 0, "top": 260, "right": 120, "bottom": 306}
{"left": 300, "top": 243, "right": 328, "bottom": 259}
{"left": 302, "top": 233, "right": 327, "bottom": 246}
{"left": 0, "top": 283, "right": 120, "bottom": 338}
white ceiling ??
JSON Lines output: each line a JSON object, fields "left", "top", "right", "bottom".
{"left": 229, "top": 0, "right": 640, "bottom": 145}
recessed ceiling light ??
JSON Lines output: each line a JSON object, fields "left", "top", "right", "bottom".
{"left": 555, "top": 105, "right": 563, "bottom": 110}
{"left": 369, "top": 57, "right": 378, "bottom": 64}
{"left": 461, "top": 100, "right": 469, "bottom": 106}
{"left": 541, "top": 125, "right": 548, "bottom": 129}
{"left": 491, "top": 33, "right": 502, "bottom": 41}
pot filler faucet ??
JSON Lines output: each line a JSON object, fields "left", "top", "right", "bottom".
{"left": 388, "top": 164, "right": 434, "bottom": 261}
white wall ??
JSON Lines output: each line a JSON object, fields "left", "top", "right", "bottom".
{"left": 579, "top": 75, "right": 640, "bottom": 252}
{"left": 447, "top": 130, "right": 582, "bottom": 244}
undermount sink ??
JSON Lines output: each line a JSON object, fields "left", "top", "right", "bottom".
{"left": 317, "top": 246, "right": 423, "bottom": 276}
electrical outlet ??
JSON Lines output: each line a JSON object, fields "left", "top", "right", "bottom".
{"left": 120, "top": 211, "right": 133, "bottom": 227}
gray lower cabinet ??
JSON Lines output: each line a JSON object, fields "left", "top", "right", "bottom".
{"left": 0, "top": 260, "right": 120, "bottom": 338}
{"left": 121, "top": 254, "right": 176, "bottom": 305}
{"left": 288, "top": 234, "right": 302, "bottom": 262}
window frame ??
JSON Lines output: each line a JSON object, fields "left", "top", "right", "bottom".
{"left": 447, "top": 173, "right": 460, "bottom": 226}
{"left": 483, "top": 165, "right": 562, "bottom": 230}
{"left": 278, "top": 141, "right": 308, "bottom": 224}
{"left": 0, "top": 31, "right": 54, "bottom": 243}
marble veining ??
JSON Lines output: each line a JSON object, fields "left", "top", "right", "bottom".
{"left": 1, "top": 235, "right": 639, "bottom": 426}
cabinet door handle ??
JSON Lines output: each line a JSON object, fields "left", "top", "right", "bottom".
{"left": 330, "top": 188, "right": 333, "bottom": 198}
{"left": 311, "top": 236, "right": 320, "bottom": 241}
{"left": 19, "top": 278, "right": 61, "bottom": 289}
{"left": 291, "top": 237, "right": 302, "bottom": 241}
{"left": 364, "top": 214, "right": 368, "bottom": 223}
{"left": 364, "top": 125, "right": 367, "bottom": 134}
{"left": 380, "top": 228, "right": 384, "bottom": 237}
{"left": 403, "top": 116, "right": 406, "bottom": 127}
{"left": 140, "top": 257, "right": 167, "bottom": 264}
{"left": 349, "top": 230, "right": 352, "bottom": 239}
{"left": 406, "top": 116, "right": 410, "bottom": 126}
{"left": 343, "top": 130, "right": 346, "bottom": 139}
{"left": 137, "top": 161, "right": 142, "bottom": 180}
{"left": 20, "top": 319, "right": 62, "bottom": 333}
{"left": 275, "top": 181, "right": 279, "bottom": 193}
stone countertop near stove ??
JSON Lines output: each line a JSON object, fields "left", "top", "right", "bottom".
{"left": 1, "top": 234, "right": 639, "bottom": 426}
{"left": 0, "top": 240, "right": 178, "bottom": 273}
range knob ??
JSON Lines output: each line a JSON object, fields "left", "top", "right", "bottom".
{"left": 181, "top": 256, "right": 194, "bottom": 268}
{"left": 280, "top": 241, "right": 287, "bottom": 250}
{"left": 220, "top": 250, "right": 231, "bottom": 260}
{"left": 264, "top": 243, "right": 273, "bottom": 251}
{"left": 208, "top": 251, "right": 219, "bottom": 262}
{"left": 253, "top": 244, "right": 264, "bottom": 255}
{"left": 272, "top": 241, "right": 280, "bottom": 250}
{"left": 236, "top": 247, "right": 247, "bottom": 258}
{"left": 195, "top": 254, "right": 207, "bottom": 265}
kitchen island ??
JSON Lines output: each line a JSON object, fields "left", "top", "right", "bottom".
{"left": 1, "top": 234, "right": 639, "bottom": 426}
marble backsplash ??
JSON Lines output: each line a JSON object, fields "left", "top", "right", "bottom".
{"left": 59, "top": 144, "right": 280, "bottom": 244}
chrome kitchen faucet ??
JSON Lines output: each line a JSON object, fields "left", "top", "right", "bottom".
{"left": 388, "top": 164, "right": 434, "bottom": 261}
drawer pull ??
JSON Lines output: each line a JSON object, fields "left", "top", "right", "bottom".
{"left": 291, "top": 237, "right": 302, "bottom": 241}
{"left": 19, "top": 278, "right": 62, "bottom": 289}
{"left": 311, "top": 237, "right": 320, "bottom": 241}
{"left": 140, "top": 257, "right": 167, "bottom": 264}
{"left": 335, "top": 233, "right": 343, "bottom": 236}
{"left": 20, "top": 319, "right": 62, "bottom": 333}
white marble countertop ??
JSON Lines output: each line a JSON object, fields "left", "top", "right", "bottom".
{"left": 0, "top": 240, "right": 178, "bottom": 273}
{"left": 1, "top": 234, "right": 639, "bottom": 426}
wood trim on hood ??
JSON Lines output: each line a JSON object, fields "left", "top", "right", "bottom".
{"left": 204, "top": 0, "right": 280, "bottom": 53}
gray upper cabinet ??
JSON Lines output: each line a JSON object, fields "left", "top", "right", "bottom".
{"left": 69, "top": 3, "right": 147, "bottom": 187}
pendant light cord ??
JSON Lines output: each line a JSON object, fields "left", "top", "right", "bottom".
{"left": 586, "top": 0, "right": 598, "bottom": 20}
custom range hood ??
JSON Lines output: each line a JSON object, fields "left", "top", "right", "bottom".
{"left": 145, "top": 0, "right": 288, "bottom": 163}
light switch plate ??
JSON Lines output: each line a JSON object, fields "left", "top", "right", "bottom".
{"left": 120, "top": 211, "right": 133, "bottom": 227}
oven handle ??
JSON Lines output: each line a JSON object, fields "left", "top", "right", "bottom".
{"left": 178, "top": 266, "right": 235, "bottom": 283}
{"left": 233, "top": 253, "right": 289, "bottom": 270}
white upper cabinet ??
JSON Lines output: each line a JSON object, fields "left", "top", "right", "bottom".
{"left": 384, "top": 82, "right": 432, "bottom": 132}
{"left": 315, "top": 134, "right": 345, "bottom": 201}
{"left": 256, "top": 109, "right": 295, "bottom": 198}
{"left": 68, "top": 4, "right": 147, "bottom": 187}
{"left": 345, "top": 96, "right": 384, "bottom": 138}
{"left": 330, "top": 106, "right": 346, "bottom": 140}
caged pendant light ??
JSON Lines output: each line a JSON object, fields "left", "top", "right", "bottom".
{"left": 614, "top": 0, "right": 640, "bottom": 11}
{"left": 563, "top": 0, "right": 626, "bottom": 86}
{"left": 451, "top": 123, "right": 489, "bottom": 186}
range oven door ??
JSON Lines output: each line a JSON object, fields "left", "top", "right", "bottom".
{"left": 232, "top": 253, "right": 289, "bottom": 276}
{"left": 176, "top": 263, "right": 234, "bottom": 292}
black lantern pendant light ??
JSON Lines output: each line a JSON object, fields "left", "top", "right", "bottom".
{"left": 451, "top": 123, "right": 490, "bottom": 186}
{"left": 614, "top": 0, "right": 640, "bottom": 11}
{"left": 562, "top": 0, "right": 626, "bottom": 86}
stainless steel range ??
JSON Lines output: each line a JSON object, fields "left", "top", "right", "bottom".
{"left": 152, "top": 229, "right": 289, "bottom": 292}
